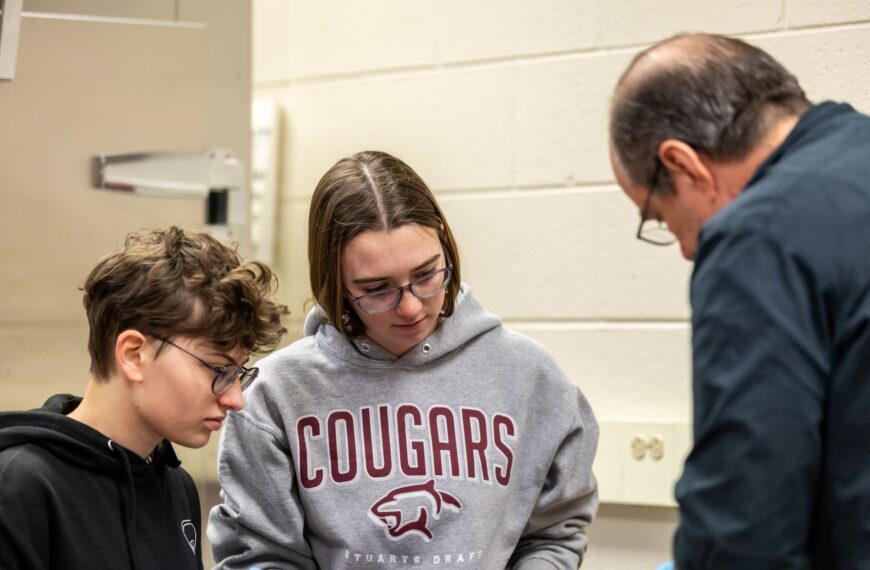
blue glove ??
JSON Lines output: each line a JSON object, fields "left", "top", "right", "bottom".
{"left": 655, "top": 563, "right": 674, "bottom": 570}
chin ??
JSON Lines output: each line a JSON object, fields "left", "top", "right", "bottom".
{"left": 679, "top": 242, "right": 695, "bottom": 261}
{"left": 173, "top": 433, "right": 211, "bottom": 449}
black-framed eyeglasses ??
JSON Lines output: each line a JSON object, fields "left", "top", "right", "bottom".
{"left": 153, "top": 336, "right": 258, "bottom": 395}
{"left": 636, "top": 158, "right": 676, "bottom": 246}
{"left": 347, "top": 265, "right": 454, "bottom": 314}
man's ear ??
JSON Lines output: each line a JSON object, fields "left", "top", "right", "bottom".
{"left": 115, "top": 330, "right": 150, "bottom": 384}
{"left": 658, "top": 139, "right": 718, "bottom": 199}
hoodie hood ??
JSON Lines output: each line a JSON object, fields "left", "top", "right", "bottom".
{"left": 0, "top": 394, "right": 180, "bottom": 476}
{"left": 302, "top": 283, "right": 502, "bottom": 368}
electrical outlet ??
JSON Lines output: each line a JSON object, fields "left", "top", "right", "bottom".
{"left": 630, "top": 433, "right": 666, "bottom": 461}
{"left": 594, "top": 421, "right": 691, "bottom": 506}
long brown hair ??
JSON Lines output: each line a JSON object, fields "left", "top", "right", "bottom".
{"left": 308, "top": 151, "right": 461, "bottom": 337}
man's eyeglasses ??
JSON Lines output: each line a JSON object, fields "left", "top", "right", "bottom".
{"left": 637, "top": 159, "right": 676, "bottom": 246}
{"left": 154, "top": 336, "right": 258, "bottom": 395}
{"left": 347, "top": 266, "right": 453, "bottom": 314}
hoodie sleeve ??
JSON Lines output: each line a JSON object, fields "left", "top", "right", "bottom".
{"left": 208, "top": 410, "right": 318, "bottom": 570}
{"left": 510, "top": 386, "right": 600, "bottom": 569}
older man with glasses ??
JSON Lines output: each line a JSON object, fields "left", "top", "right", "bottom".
{"left": 610, "top": 34, "right": 870, "bottom": 568}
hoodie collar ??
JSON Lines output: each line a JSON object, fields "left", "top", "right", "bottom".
{"left": 304, "top": 283, "right": 501, "bottom": 369}
{"left": 0, "top": 394, "right": 181, "bottom": 474}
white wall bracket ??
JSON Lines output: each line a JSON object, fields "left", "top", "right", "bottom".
{"left": 92, "top": 149, "right": 249, "bottom": 242}
{"left": 92, "top": 149, "right": 244, "bottom": 199}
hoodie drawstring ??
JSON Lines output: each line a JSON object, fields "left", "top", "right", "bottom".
{"left": 109, "top": 439, "right": 140, "bottom": 570}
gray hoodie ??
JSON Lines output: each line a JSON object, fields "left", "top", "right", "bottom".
{"left": 209, "top": 285, "right": 598, "bottom": 569}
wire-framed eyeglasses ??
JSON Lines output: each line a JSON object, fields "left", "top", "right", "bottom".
{"left": 154, "top": 336, "right": 258, "bottom": 395}
{"left": 637, "top": 159, "right": 677, "bottom": 246}
{"left": 347, "top": 266, "right": 453, "bottom": 314}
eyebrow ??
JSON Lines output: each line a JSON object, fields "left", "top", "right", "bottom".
{"left": 205, "top": 349, "right": 250, "bottom": 367}
{"left": 350, "top": 253, "right": 441, "bottom": 285}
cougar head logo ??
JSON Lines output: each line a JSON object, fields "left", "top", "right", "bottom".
{"left": 368, "top": 479, "right": 462, "bottom": 541}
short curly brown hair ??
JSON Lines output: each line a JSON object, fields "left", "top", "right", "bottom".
{"left": 83, "top": 227, "right": 288, "bottom": 380}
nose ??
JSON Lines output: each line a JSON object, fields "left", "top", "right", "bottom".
{"left": 217, "top": 379, "right": 245, "bottom": 412}
{"left": 394, "top": 286, "right": 423, "bottom": 318}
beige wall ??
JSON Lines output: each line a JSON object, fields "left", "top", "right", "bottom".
{"left": 1, "top": 1, "right": 251, "bottom": 406}
{"left": 253, "top": 1, "right": 870, "bottom": 567}
{"left": 0, "top": 2, "right": 250, "bottom": 566}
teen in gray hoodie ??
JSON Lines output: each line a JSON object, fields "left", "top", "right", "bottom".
{"left": 209, "top": 151, "right": 599, "bottom": 569}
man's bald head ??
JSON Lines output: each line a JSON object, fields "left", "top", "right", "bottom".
{"left": 610, "top": 33, "right": 810, "bottom": 192}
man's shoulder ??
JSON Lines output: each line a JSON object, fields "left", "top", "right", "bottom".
{"left": 701, "top": 159, "right": 868, "bottom": 267}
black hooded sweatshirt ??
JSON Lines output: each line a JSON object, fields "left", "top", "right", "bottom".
{"left": 0, "top": 394, "right": 203, "bottom": 569}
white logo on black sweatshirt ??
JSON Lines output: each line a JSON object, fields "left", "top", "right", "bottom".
{"left": 180, "top": 519, "right": 197, "bottom": 553}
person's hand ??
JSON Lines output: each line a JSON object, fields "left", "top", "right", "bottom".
{"left": 655, "top": 563, "right": 673, "bottom": 570}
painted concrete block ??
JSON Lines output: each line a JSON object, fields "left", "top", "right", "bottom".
{"left": 439, "top": 187, "right": 693, "bottom": 321}
{"left": 0, "top": 322, "right": 91, "bottom": 411}
{"left": 599, "top": 0, "right": 784, "bottom": 47}
{"left": 272, "top": 65, "right": 514, "bottom": 198}
{"left": 252, "top": 0, "right": 294, "bottom": 84}
{"left": 254, "top": 0, "right": 436, "bottom": 84}
{"left": 275, "top": 201, "right": 314, "bottom": 320}
{"left": 514, "top": 52, "right": 635, "bottom": 187}
{"left": 511, "top": 323, "right": 691, "bottom": 423}
{"left": 756, "top": 26, "right": 870, "bottom": 113}
{"left": 435, "top": 0, "right": 598, "bottom": 63}
{"left": 786, "top": 0, "right": 870, "bottom": 28}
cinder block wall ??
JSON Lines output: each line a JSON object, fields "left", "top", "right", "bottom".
{"left": 253, "top": 1, "right": 870, "bottom": 566}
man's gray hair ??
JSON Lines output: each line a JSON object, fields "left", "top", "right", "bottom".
{"left": 610, "top": 34, "right": 810, "bottom": 193}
